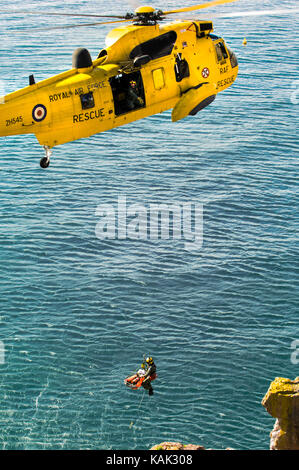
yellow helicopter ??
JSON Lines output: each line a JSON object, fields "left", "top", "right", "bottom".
{"left": 0, "top": 0, "right": 240, "bottom": 168}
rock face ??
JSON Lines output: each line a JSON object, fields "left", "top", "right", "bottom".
{"left": 150, "top": 442, "right": 206, "bottom": 450}
{"left": 150, "top": 442, "right": 234, "bottom": 450}
{"left": 262, "top": 377, "right": 299, "bottom": 450}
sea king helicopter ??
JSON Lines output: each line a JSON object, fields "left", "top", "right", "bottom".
{"left": 0, "top": 0, "right": 240, "bottom": 168}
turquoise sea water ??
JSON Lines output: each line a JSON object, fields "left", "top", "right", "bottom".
{"left": 0, "top": 0, "right": 298, "bottom": 450}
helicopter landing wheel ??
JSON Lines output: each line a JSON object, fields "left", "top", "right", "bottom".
{"left": 40, "top": 156, "right": 50, "bottom": 168}
{"left": 40, "top": 146, "right": 52, "bottom": 168}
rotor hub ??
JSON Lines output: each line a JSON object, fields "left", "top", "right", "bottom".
{"left": 125, "top": 6, "right": 164, "bottom": 25}
{"left": 134, "top": 6, "right": 156, "bottom": 15}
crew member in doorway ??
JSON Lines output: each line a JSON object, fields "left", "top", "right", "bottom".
{"left": 126, "top": 80, "right": 144, "bottom": 110}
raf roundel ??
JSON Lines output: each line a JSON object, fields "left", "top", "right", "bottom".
{"left": 32, "top": 104, "right": 47, "bottom": 122}
{"left": 201, "top": 67, "right": 210, "bottom": 79}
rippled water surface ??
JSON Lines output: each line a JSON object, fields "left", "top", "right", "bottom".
{"left": 0, "top": 0, "right": 298, "bottom": 450}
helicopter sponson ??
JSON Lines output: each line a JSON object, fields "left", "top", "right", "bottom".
{"left": 0, "top": 19, "right": 238, "bottom": 167}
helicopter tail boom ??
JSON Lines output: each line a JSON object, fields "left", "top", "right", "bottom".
{"left": 0, "top": 66, "right": 80, "bottom": 140}
{"left": 0, "top": 86, "right": 49, "bottom": 138}
{"left": 0, "top": 96, "right": 31, "bottom": 137}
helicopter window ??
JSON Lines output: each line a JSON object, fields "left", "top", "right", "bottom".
{"left": 129, "top": 31, "right": 177, "bottom": 61}
{"left": 80, "top": 92, "right": 95, "bottom": 110}
{"left": 209, "top": 33, "right": 220, "bottom": 40}
{"left": 109, "top": 72, "right": 146, "bottom": 116}
{"left": 152, "top": 68, "right": 165, "bottom": 90}
{"left": 215, "top": 41, "right": 228, "bottom": 62}
{"left": 227, "top": 47, "right": 238, "bottom": 68}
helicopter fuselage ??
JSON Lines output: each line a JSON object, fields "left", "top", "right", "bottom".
{"left": 0, "top": 20, "right": 238, "bottom": 154}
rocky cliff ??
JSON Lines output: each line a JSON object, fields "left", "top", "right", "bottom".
{"left": 262, "top": 376, "right": 299, "bottom": 450}
{"left": 150, "top": 377, "right": 299, "bottom": 451}
{"left": 150, "top": 442, "right": 206, "bottom": 450}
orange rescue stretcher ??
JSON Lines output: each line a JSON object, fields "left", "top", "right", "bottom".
{"left": 124, "top": 368, "right": 157, "bottom": 390}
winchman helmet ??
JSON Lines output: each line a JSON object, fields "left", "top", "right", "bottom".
{"left": 146, "top": 356, "right": 153, "bottom": 365}
{"left": 130, "top": 80, "right": 137, "bottom": 88}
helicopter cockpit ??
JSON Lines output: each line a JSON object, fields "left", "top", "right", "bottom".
{"left": 209, "top": 34, "right": 238, "bottom": 69}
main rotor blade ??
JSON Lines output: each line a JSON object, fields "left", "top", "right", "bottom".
{"left": 0, "top": 10, "right": 126, "bottom": 19}
{"left": 207, "top": 7, "right": 299, "bottom": 18}
{"left": 33, "top": 18, "right": 133, "bottom": 32}
{"left": 163, "top": 0, "right": 239, "bottom": 15}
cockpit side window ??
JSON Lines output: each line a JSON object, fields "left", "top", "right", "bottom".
{"left": 227, "top": 47, "right": 238, "bottom": 68}
{"left": 130, "top": 31, "right": 177, "bottom": 61}
{"left": 215, "top": 41, "right": 228, "bottom": 62}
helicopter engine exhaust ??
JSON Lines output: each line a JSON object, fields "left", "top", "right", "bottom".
{"left": 72, "top": 48, "right": 93, "bottom": 70}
